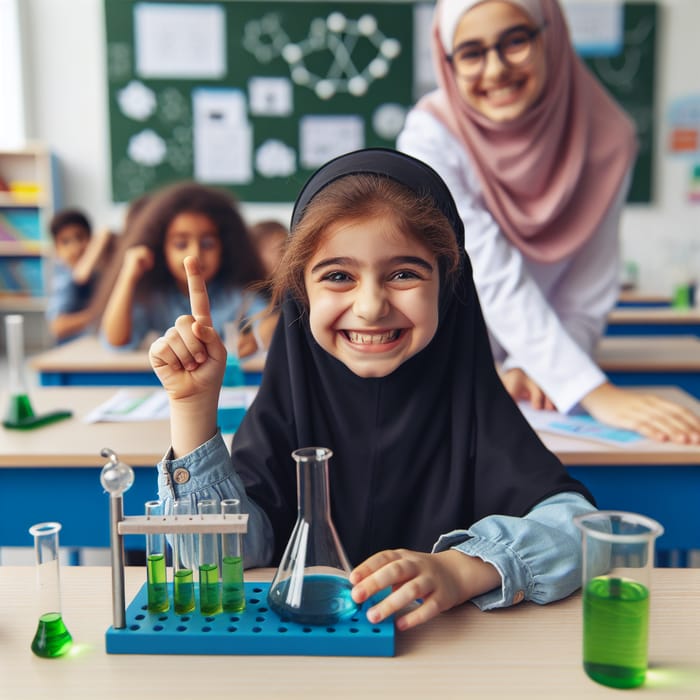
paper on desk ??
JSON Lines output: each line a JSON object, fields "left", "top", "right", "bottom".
{"left": 518, "top": 403, "right": 645, "bottom": 446}
{"left": 83, "top": 387, "right": 259, "bottom": 423}
{"left": 83, "top": 389, "right": 171, "bottom": 423}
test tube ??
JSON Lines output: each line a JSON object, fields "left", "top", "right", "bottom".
{"left": 145, "top": 500, "right": 169, "bottom": 613}
{"left": 29, "top": 522, "right": 73, "bottom": 658}
{"left": 198, "top": 498, "right": 222, "bottom": 615}
{"left": 5, "top": 314, "right": 32, "bottom": 423}
{"left": 221, "top": 498, "right": 246, "bottom": 612}
{"left": 172, "top": 500, "right": 195, "bottom": 615}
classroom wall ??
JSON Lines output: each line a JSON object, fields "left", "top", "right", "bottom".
{"left": 20, "top": 0, "right": 700, "bottom": 295}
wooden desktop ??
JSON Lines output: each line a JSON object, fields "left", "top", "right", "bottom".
{"left": 0, "top": 566, "right": 697, "bottom": 699}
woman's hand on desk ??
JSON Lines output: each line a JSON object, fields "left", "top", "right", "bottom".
{"left": 581, "top": 382, "right": 700, "bottom": 444}
{"left": 349, "top": 549, "right": 500, "bottom": 632}
{"left": 500, "top": 368, "right": 555, "bottom": 411}
{"left": 149, "top": 256, "right": 226, "bottom": 456}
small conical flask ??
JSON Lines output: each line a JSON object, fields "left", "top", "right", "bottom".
{"left": 267, "top": 447, "right": 359, "bottom": 625}
{"left": 29, "top": 522, "right": 73, "bottom": 658}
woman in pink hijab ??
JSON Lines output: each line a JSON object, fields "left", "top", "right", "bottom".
{"left": 398, "top": 0, "right": 700, "bottom": 443}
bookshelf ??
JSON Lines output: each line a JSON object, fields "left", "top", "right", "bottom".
{"left": 0, "top": 144, "right": 58, "bottom": 348}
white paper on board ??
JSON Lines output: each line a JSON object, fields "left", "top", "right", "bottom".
{"left": 299, "top": 115, "right": 364, "bottom": 169}
{"left": 193, "top": 88, "right": 253, "bottom": 184}
{"left": 134, "top": 2, "right": 226, "bottom": 78}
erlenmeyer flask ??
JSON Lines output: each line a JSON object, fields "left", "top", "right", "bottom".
{"left": 268, "top": 447, "right": 359, "bottom": 625}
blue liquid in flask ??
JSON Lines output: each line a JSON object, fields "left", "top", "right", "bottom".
{"left": 268, "top": 573, "right": 358, "bottom": 626}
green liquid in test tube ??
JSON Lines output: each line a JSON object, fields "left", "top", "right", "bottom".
{"left": 173, "top": 500, "right": 196, "bottom": 615}
{"left": 173, "top": 569, "right": 195, "bottom": 614}
{"left": 145, "top": 501, "right": 169, "bottom": 613}
{"left": 583, "top": 577, "right": 650, "bottom": 689}
{"left": 146, "top": 553, "right": 169, "bottom": 613}
{"left": 221, "top": 499, "right": 246, "bottom": 612}
{"left": 198, "top": 499, "right": 222, "bottom": 615}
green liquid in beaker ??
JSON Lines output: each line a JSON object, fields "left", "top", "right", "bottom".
{"left": 6, "top": 393, "right": 34, "bottom": 423}
{"left": 198, "top": 563, "right": 221, "bottom": 615}
{"left": 583, "top": 576, "right": 650, "bottom": 689}
{"left": 146, "top": 553, "right": 169, "bottom": 613}
{"left": 31, "top": 612, "right": 73, "bottom": 658}
{"left": 222, "top": 555, "right": 245, "bottom": 612}
{"left": 173, "top": 568, "right": 195, "bottom": 614}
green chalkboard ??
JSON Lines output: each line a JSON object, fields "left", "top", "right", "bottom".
{"left": 582, "top": 2, "right": 657, "bottom": 203}
{"left": 105, "top": 1, "right": 657, "bottom": 204}
{"left": 105, "top": 0, "right": 415, "bottom": 202}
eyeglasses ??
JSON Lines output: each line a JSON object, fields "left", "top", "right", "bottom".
{"left": 448, "top": 24, "right": 544, "bottom": 80}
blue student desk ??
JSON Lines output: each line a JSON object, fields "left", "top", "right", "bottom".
{"left": 606, "top": 306, "right": 700, "bottom": 337}
{"left": 29, "top": 334, "right": 264, "bottom": 386}
{"left": 3, "top": 387, "right": 700, "bottom": 561}
{"left": 595, "top": 335, "right": 700, "bottom": 399}
{"left": 615, "top": 289, "right": 672, "bottom": 308}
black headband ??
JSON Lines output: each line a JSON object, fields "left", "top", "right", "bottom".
{"left": 290, "top": 148, "right": 465, "bottom": 250}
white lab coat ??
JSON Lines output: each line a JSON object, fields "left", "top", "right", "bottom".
{"left": 398, "top": 108, "right": 629, "bottom": 412}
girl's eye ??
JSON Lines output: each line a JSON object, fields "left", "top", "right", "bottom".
{"left": 322, "top": 271, "right": 351, "bottom": 283}
{"left": 391, "top": 270, "right": 420, "bottom": 281}
{"left": 200, "top": 237, "right": 219, "bottom": 250}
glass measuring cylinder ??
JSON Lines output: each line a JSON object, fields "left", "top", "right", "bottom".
{"left": 574, "top": 511, "right": 664, "bottom": 689}
{"left": 172, "top": 500, "right": 196, "bottom": 615}
{"left": 145, "top": 500, "right": 169, "bottom": 613}
{"left": 221, "top": 498, "right": 245, "bottom": 613}
{"left": 29, "top": 522, "right": 73, "bottom": 658}
{"left": 198, "top": 499, "right": 222, "bottom": 615}
{"left": 4, "top": 314, "right": 32, "bottom": 423}
{"left": 268, "top": 447, "right": 358, "bottom": 625}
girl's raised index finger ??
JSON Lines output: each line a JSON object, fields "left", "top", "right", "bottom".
{"left": 184, "top": 256, "right": 213, "bottom": 326}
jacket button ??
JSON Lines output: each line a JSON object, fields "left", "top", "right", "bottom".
{"left": 173, "top": 467, "right": 190, "bottom": 484}
{"left": 513, "top": 590, "right": 525, "bottom": 604}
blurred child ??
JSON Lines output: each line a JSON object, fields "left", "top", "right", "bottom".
{"left": 100, "top": 182, "right": 269, "bottom": 350}
{"left": 237, "top": 219, "right": 289, "bottom": 357}
{"left": 249, "top": 219, "right": 288, "bottom": 279}
{"left": 46, "top": 208, "right": 114, "bottom": 343}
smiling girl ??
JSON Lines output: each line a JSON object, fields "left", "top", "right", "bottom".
{"left": 149, "top": 149, "right": 597, "bottom": 632}
{"left": 398, "top": 0, "right": 700, "bottom": 444}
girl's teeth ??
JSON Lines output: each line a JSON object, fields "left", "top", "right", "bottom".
{"left": 347, "top": 330, "right": 399, "bottom": 344}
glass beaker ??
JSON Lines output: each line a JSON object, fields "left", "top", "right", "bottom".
{"left": 221, "top": 498, "right": 246, "bottom": 612}
{"left": 145, "top": 500, "right": 169, "bottom": 613}
{"left": 574, "top": 510, "right": 664, "bottom": 689}
{"left": 267, "top": 447, "right": 358, "bottom": 625}
{"left": 197, "top": 498, "right": 222, "bottom": 615}
{"left": 29, "top": 522, "right": 73, "bottom": 658}
{"left": 172, "top": 500, "right": 196, "bottom": 615}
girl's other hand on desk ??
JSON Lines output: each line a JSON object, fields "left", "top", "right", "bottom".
{"left": 581, "top": 382, "right": 700, "bottom": 444}
{"left": 349, "top": 549, "right": 500, "bottom": 632}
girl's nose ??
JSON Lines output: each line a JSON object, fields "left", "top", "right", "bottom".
{"left": 353, "top": 281, "right": 389, "bottom": 322}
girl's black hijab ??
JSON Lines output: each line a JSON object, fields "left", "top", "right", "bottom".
{"left": 231, "top": 148, "right": 594, "bottom": 565}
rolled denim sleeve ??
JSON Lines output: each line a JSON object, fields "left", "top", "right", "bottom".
{"left": 156, "top": 430, "right": 275, "bottom": 568}
{"left": 432, "top": 492, "right": 597, "bottom": 610}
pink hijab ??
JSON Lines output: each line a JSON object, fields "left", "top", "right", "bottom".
{"left": 419, "top": 0, "right": 637, "bottom": 263}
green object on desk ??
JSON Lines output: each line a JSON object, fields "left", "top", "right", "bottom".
{"left": 583, "top": 576, "right": 649, "bottom": 689}
{"left": 3, "top": 392, "right": 73, "bottom": 430}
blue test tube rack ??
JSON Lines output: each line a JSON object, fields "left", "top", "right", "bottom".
{"left": 101, "top": 451, "right": 394, "bottom": 657}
